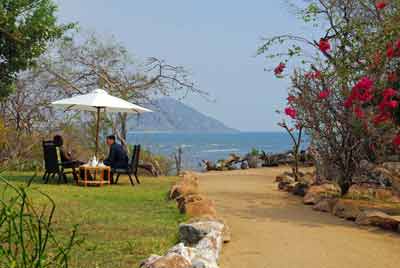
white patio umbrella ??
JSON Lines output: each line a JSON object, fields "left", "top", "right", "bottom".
{"left": 51, "top": 88, "right": 152, "bottom": 156}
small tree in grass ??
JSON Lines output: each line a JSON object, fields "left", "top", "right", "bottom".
{"left": 278, "top": 108, "right": 303, "bottom": 180}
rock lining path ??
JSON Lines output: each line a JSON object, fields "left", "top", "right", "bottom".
{"left": 197, "top": 167, "right": 400, "bottom": 268}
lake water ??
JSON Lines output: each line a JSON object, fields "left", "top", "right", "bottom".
{"left": 127, "top": 132, "right": 309, "bottom": 171}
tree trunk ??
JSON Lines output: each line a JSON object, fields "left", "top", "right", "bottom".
{"left": 115, "top": 113, "right": 129, "bottom": 152}
{"left": 174, "top": 147, "right": 182, "bottom": 175}
{"left": 120, "top": 113, "right": 127, "bottom": 142}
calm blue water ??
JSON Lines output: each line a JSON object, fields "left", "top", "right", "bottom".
{"left": 127, "top": 132, "right": 309, "bottom": 171}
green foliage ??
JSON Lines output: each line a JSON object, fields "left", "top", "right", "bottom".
{"left": 249, "top": 147, "right": 260, "bottom": 156}
{"left": 301, "top": 3, "right": 319, "bottom": 23}
{"left": 0, "top": 0, "right": 75, "bottom": 99}
{"left": 0, "top": 174, "right": 80, "bottom": 267}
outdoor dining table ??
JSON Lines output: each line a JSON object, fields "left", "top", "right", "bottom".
{"left": 78, "top": 165, "right": 111, "bottom": 187}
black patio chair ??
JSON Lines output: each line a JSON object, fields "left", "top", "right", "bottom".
{"left": 42, "top": 140, "right": 76, "bottom": 184}
{"left": 114, "top": 144, "right": 141, "bottom": 186}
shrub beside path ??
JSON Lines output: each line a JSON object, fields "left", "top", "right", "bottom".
{"left": 197, "top": 167, "right": 400, "bottom": 268}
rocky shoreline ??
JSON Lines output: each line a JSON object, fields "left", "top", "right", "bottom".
{"left": 202, "top": 150, "right": 312, "bottom": 172}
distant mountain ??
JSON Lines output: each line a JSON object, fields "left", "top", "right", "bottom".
{"left": 128, "top": 98, "right": 238, "bottom": 133}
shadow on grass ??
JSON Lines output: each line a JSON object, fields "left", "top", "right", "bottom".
{"left": 1, "top": 171, "right": 79, "bottom": 185}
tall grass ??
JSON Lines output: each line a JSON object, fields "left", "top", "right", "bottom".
{"left": 0, "top": 172, "right": 81, "bottom": 268}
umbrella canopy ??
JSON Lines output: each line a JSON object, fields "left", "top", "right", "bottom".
{"left": 51, "top": 89, "right": 152, "bottom": 157}
{"left": 51, "top": 88, "right": 152, "bottom": 113}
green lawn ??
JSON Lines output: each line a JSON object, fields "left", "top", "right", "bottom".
{"left": 0, "top": 172, "right": 186, "bottom": 268}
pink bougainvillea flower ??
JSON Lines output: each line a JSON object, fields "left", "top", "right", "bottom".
{"left": 318, "top": 88, "right": 331, "bottom": 99}
{"left": 378, "top": 101, "right": 387, "bottom": 112}
{"left": 387, "top": 43, "right": 395, "bottom": 58}
{"left": 383, "top": 88, "right": 397, "bottom": 98}
{"left": 287, "top": 95, "right": 296, "bottom": 103}
{"left": 345, "top": 77, "right": 374, "bottom": 109}
{"left": 393, "top": 135, "right": 400, "bottom": 148}
{"left": 295, "top": 121, "right": 302, "bottom": 129}
{"left": 359, "top": 89, "right": 374, "bottom": 102}
{"left": 369, "top": 143, "right": 377, "bottom": 152}
{"left": 376, "top": 1, "right": 387, "bottom": 10}
{"left": 388, "top": 100, "right": 399, "bottom": 109}
{"left": 305, "top": 70, "right": 322, "bottom": 80}
{"left": 354, "top": 77, "right": 374, "bottom": 91}
{"left": 388, "top": 72, "right": 398, "bottom": 82}
{"left": 274, "top": 63, "right": 285, "bottom": 76}
{"left": 284, "top": 107, "right": 297, "bottom": 119}
{"left": 353, "top": 87, "right": 373, "bottom": 102}
{"left": 313, "top": 71, "right": 322, "bottom": 79}
{"left": 354, "top": 106, "right": 365, "bottom": 119}
{"left": 344, "top": 97, "right": 354, "bottom": 108}
{"left": 349, "top": 77, "right": 374, "bottom": 102}
{"left": 305, "top": 72, "right": 312, "bottom": 79}
{"left": 373, "top": 112, "right": 391, "bottom": 125}
{"left": 378, "top": 88, "right": 399, "bottom": 112}
{"left": 318, "top": 39, "right": 331, "bottom": 53}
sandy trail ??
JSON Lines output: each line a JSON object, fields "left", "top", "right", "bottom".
{"left": 197, "top": 167, "right": 400, "bottom": 268}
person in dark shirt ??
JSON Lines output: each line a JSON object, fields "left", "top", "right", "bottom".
{"left": 104, "top": 135, "right": 128, "bottom": 183}
{"left": 53, "top": 135, "right": 83, "bottom": 181}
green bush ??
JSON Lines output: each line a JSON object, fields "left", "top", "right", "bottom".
{"left": 250, "top": 148, "right": 260, "bottom": 156}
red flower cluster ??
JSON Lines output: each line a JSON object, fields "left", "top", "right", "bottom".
{"left": 393, "top": 134, "right": 400, "bottom": 148}
{"left": 373, "top": 88, "right": 399, "bottom": 125}
{"left": 284, "top": 107, "right": 297, "bottom": 119}
{"left": 274, "top": 63, "right": 285, "bottom": 76}
{"left": 387, "top": 43, "right": 395, "bottom": 58}
{"left": 305, "top": 70, "right": 322, "bottom": 80}
{"left": 388, "top": 72, "right": 398, "bottom": 82}
{"left": 376, "top": 1, "right": 387, "bottom": 10}
{"left": 344, "top": 77, "right": 374, "bottom": 108}
{"left": 287, "top": 95, "right": 296, "bottom": 103}
{"left": 318, "top": 88, "right": 331, "bottom": 100}
{"left": 373, "top": 112, "right": 391, "bottom": 124}
{"left": 354, "top": 106, "right": 365, "bottom": 119}
{"left": 386, "top": 41, "right": 400, "bottom": 59}
{"left": 318, "top": 39, "right": 331, "bottom": 53}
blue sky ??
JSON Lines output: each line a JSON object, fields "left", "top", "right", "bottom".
{"left": 56, "top": 0, "right": 315, "bottom": 131}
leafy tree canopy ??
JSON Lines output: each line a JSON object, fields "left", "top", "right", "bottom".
{"left": 0, "top": 0, "right": 74, "bottom": 99}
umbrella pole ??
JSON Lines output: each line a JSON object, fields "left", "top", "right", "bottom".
{"left": 95, "top": 107, "right": 100, "bottom": 158}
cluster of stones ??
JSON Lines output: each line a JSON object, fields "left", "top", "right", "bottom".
{"left": 140, "top": 172, "right": 230, "bottom": 268}
{"left": 203, "top": 150, "right": 314, "bottom": 172}
{"left": 276, "top": 162, "right": 400, "bottom": 233}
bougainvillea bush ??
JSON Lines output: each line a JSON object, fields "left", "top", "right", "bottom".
{"left": 259, "top": 0, "right": 400, "bottom": 193}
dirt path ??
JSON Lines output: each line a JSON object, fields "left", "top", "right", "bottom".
{"left": 197, "top": 167, "right": 400, "bottom": 268}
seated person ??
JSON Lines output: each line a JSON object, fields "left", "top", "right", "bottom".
{"left": 104, "top": 135, "right": 129, "bottom": 183}
{"left": 53, "top": 135, "right": 83, "bottom": 181}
